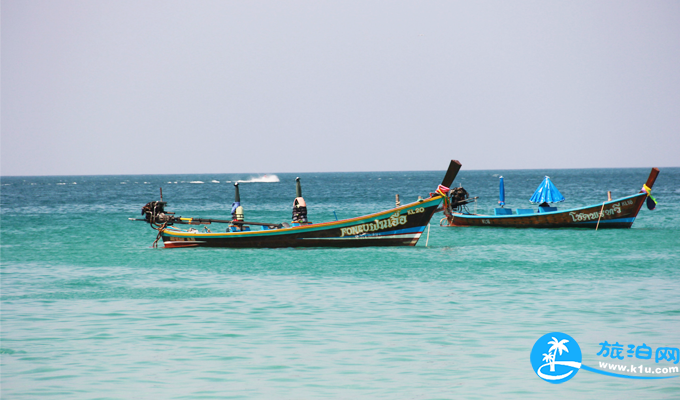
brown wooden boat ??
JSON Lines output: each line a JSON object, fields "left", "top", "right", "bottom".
{"left": 441, "top": 168, "right": 659, "bottom": 229}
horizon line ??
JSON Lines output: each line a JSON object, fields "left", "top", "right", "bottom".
{"left": 1, "top": 165, "right": 675, "bottom": 178}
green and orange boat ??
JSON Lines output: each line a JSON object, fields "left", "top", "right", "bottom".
{"left": 132, "top": 160, "right": 462, "bottom": 248}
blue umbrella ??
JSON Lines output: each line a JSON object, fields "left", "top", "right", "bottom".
{"left": 499, "top": 176, "right": 505, "bottom": 207}
{"left": 530, "top": 176, "right": 565, "bottom": 204}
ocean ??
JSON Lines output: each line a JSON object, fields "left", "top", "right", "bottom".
{"left": 1, "top": 167, "right": 679, "bottom": 399}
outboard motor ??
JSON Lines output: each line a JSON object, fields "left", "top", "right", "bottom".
{"left": 449, "top": 187, "right": 470, "bottom": 211}
{"left": 292, "top": 177, "right": 308, "bottom": 223}
{"left": 141, "top": 201, "right": 172, "bottom": 224}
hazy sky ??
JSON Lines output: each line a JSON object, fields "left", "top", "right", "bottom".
{"left": 2, "top": 1, "right": 679, "bottom": 176}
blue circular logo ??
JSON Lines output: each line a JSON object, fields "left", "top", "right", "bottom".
{"left": 530, "top": 332, "right": 582, "bottom": 384}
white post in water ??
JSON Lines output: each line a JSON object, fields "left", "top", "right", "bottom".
{"left": 425, "top": 223, "right": 431, "bottom": 247}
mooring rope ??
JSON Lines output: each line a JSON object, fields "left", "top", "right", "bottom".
{"left": 595, "top": 202, "right": 606, "bottom": 231}
{"left": 151, "top": 221, "right": 168, "bottom": 248}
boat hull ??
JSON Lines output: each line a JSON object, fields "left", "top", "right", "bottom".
{"left": 161, "top": 196, "right": 443, "bottom": 248}
{"left": 446, "top": 192, "right": 647, "bottom": 229}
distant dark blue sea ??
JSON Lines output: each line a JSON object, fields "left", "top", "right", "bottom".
{"left": 1, "top": 167, "right": 679, "bottom": 399}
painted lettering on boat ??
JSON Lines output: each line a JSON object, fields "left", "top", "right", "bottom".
{"left": 569, "top": 203, "right": 622, "bottom": 222}
{"left": 340, "top": 212, "right": 408, "bottom": 237}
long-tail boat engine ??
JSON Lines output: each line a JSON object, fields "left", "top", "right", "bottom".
{"left": 141, "top": 201, "right": 174, "bottom": 225}
{"left": 448, "top": 187, "right": 472, "bottom": 212}
{"left": 293, "top": 197, "right": 307, "bottom": 223}
{"left": 292, "top": 177, "right": 308, "bottom": 223}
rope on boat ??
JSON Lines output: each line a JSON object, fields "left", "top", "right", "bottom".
{"left": 151, "top": 221, "right": 169, "bottom": 248}
{"left": 595, "top": 202, "right": 606, "bottom": 231}
{"left": 431, "top": 185, "right": 458, "bottom": 227}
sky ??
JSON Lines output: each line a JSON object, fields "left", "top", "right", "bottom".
{"left": 2, "top": 0, "right": 679, "bottom": 176}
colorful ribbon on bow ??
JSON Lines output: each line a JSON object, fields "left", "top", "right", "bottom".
{"left": 434, "top": 185, "right": 451, "bottom": 210}
{"left": 436, "top": 184, "right": 451, "bottom": 197}
{"left": 642, "top": 184, "right": 657, "bottom": 205}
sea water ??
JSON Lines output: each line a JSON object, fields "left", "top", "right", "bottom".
{"left": 1, "top": 168, "right": 679, "bottom": 399}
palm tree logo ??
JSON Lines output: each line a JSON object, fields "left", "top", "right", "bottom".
{"left": 543, "top": 337, "right": 569, "bottom": 372}
{"left": 530, "top": 332, "right": 582, "bottom": 384}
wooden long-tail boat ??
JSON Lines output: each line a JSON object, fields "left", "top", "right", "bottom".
{"left": 441, "top": 168, "right": 659, "bottom": 229}
{"left": 132, "top": 160, "right": 461, "bottom": 248}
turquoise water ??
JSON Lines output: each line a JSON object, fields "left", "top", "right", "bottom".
{"left": 1, "top": 168, "right": 679, "bottom": 399}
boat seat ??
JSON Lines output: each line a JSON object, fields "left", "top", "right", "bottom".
{"left": 494, "top": 208, "right": 513, "bottom": 215}
{"left": 516, "top": 209, "right": 535, "bottom": 215}
{"left": 538, "top": 207, "right": 558, "bottom": 213}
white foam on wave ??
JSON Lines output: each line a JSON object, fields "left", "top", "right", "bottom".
{"left": 190, "top": 181, "right": 204, "bottom": 184}
{"left": 237, "top": 174, "right": 280, "bottom": 183}
{"left": 211, "top": 180, "right": 220, "bottom": 183}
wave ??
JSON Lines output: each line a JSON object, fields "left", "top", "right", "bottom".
{"left": 237, "top": 174, "right": 280, "bottom": 183}
{"left": 189, "top": 181, "right": 204, "bottom": 184}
